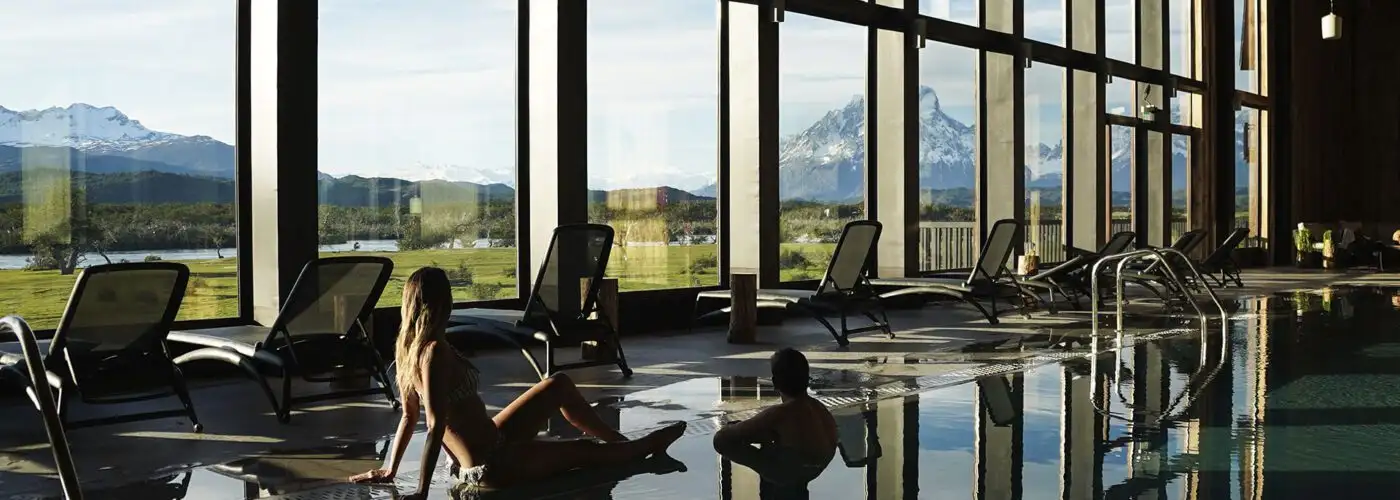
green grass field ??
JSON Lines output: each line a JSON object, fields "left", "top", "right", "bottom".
{"left": 0, "top": 243, "right": 836, "bottom": 330}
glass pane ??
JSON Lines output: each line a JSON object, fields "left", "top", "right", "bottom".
{"left": 917, "top": 43, "right": 978, "bottom": 272}
{"left": 1106, "top": 0, "right": 1136, "bottom": 63}
{"left": 778, "top": 14, "right": 866, "bottom": 282}
{"left": 1025, "top": 64, "right": 1065, "bottom": 263}
{"left": 1109, "top": 125, "right": 1134, "bottom": 238}
{"left": 921, "top": 0, "right": 979, "bottom": 26}
{"left": 318, "top": 1, "right": 518, "bottom": 306}
{"left": 2, "top": 1, "right": 238, "bottom": 327}
{"left": 1235, "top": 0, "right": 1259, "bottom": 92}
{"left": 1108, "top": 77, "right": 1136, "bottom": 117}
{"left": 1171, "top": 90, "right": 1199, "bottom": 127}
{"left": 1025, "top": 0, "right": 1066, "bottom": 46}
{"left": 1170, "top": 0, "right": 1192, "bottom": 76}
{"left": 586, "top": 0, "right": 719, "bottom": 291}
{"left": 1235, "top": 107, "right": 1265, "bottom": 248}
{"left": 1171, "top": 133, "right": 1191, "bottom": 243}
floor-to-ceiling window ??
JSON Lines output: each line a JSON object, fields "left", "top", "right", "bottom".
{"left": 1108, "top": 124, "right": 1135, "bottom": 237}
{"left": 777, "top": 13, "right": 866, "bottom": 282}
{"left": 586, "top": 0, "right": 720, "bottom": 291}
{"left": 921, "top": 0, "right": 978, "bottom": 26}
{"left": 917, "top": 42, "right": 979, "bottom": 272}
{"left": 1025, "top": 64, "right": 1066, "bottom": 263}
{"left": 1024, "top": 0, "right": 1065, "bottom": 46}
{"left": 1235, "top": 106, "right": 1265, "bottom": 246}
{"left": 317, "top": 1, "right": 518, "bottom": 306}
{"left": 1, "top": 1, "right": 239, "bottom": 327}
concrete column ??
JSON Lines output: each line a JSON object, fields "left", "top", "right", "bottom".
{"left": 978, "top": 0, "right": 1023, "bottom": 247}
{"left": 526, "top": 0, "right": 588, "bottom": 307}
{"left": 725, "top": 1, "right": 780, "bottom": 287}
{"left": 873, "top": 0, "right": 918, "bottom": 278}
{"left": 1065, "top": 0, "right": 1106, "bottom": 250}
{"left": 250, "top": 0, "right": 318, "bottom": 324}
{"left": 975, "top": 374, "right": 1023, "bottom": 500}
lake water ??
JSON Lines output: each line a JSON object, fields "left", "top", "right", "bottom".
{"left": 0, "top": 240, "right": 399, "bottom": 270}
{"left": 0, "top": 235, "right": 720, "bottom": 270}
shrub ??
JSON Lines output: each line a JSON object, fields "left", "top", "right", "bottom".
{"left": 789, "top": 271, "right": 816, "bottom": 281}
{"left": 188, "top": 277, "right": 208, "bottom": 296}
{"left": 444, "top": 260, "right": 474, "bottom": 286}
{"left": 469, "top": 282, "right": 504, "bottom": 300}
{"left": 778, "top": 249, "right": 811, "bottom": 270}
{"left": 144, "top": 255, "right": 163, "bottom": 262}
{"left": 502, "top": 266, "right": 517, "bottom": 279}
{"left": 687, "top": 254, "right": 718, "bottom": 275}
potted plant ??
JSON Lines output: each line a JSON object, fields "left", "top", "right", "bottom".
{"left": 1322, "top": 230, "right": 1336, "bottom": 269}
{"left": 1293, "top": 227, "right": 1321, "bottom": 268}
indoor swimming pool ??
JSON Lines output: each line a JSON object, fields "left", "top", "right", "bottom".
{"left": 27, "top": 286, "right": 1400, "bottom": 499}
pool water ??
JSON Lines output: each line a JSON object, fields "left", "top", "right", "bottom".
{"left": 60, "top": 286, "right": 1400, "bottom": 499}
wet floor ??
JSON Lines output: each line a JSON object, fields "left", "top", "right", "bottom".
{"left": 18, "top": 285, "right": 1400, "bottom": 499}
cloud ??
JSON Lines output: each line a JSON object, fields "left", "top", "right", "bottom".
{"left": 0, "top": 1, "right": 236, "bottom": 142}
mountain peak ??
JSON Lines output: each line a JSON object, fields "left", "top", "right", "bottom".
{"left": 919, "top": 85, "right": 940, "bottom": 111}
{"left": 0, "top": 103, "right": 180, "bottom": 151}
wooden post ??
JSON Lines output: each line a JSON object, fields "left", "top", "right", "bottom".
{"left": 580, "top": 277, "right": 619, "bottom": 361}
{"left": 728, "top": 273, "right": 758, "bottom": 344}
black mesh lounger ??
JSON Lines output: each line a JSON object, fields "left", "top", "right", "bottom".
{"left": 0, "top": 262, "right": 201, "bottom": 431}
{"left": 691, "top": 220, "right": 891, "bottom": 347}
{"left": 870, "top": 219, "right": 1031, "bottom": 324}
{"left": 447, "top": 224, "right": 631, "bottom": 378}
{"left": 168, "top": 256, "right": 398, "bottom": 423}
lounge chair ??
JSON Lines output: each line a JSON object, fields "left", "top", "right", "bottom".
{"left": 691, "top": 220, "right": 891, "bottom": 347}
{"left": 447, "top": 224, "right": 630, "bottom": 378}
{"left": 871, "top": 219, "right": 1029, "bottom": 324}
{"left": 1115, "top": 229, "right": 1209, "bottom": 301}
{"left": 1195, "top": 228, "right": 1250, "bottom": 287}
{"left": 1015, "top": 231, "right": 1138, "bottom": 310}
{"left": 169, "top": 256, "right": 397, "bottom": 423}
{"left": 0, "top": 262, "right": 201, "bottom": 431}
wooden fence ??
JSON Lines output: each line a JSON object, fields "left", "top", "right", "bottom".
{"left": 917, "top": 220, "right": 1187, "bottom": 270}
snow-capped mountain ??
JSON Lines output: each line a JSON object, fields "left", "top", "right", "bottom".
{"left": 0, "top": 103, "right": 178, "bottom": 150}
{"left": 0, "top": 103, "right": 234, "bottom": 178}
{"left": 777, "top": 86, "right": 1061, "bottom": 201}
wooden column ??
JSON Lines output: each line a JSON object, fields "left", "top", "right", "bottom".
{"left": 727, "top": 273, "right": 757, "bottom": 344}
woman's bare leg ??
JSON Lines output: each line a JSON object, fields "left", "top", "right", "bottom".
{"left": 486, "top": 423, "right": 687, "bottom": 486}
{"left": 494, "top": 373, "right": 627, "bottom": 442}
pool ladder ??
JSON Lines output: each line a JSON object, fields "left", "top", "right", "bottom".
{"left": 1089, "top": 248, "right": 1228, "bottom": 335}
{"left": 1, "top": 315, "right": 84, "bottom": 500}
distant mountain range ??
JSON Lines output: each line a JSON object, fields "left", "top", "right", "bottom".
{"left": 0, "top": 99, "right": 1245, "bottom": 207}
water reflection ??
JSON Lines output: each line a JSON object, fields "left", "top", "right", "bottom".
{"left": 83, "top": 286, "right": 1400, "bottom": 499}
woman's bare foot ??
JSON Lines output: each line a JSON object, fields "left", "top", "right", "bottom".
{"left": 639, "top": 422, "right": 686, "bottom": 456}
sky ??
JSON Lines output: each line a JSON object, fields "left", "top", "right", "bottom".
{"left": 5, "top": 0, "right": 1241, "bottom": 192}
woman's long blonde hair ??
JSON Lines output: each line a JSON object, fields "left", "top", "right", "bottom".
{"left": 395, "top": 267, "right": 455, "bottom": 395}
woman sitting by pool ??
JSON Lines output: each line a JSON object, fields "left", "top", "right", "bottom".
{"left": 351, "top": 267, "right": 685, "bottom": 498}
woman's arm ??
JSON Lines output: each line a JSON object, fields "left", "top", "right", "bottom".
{"left": 383, "top": 390, "right": 420, "bottom": 476}
{"left": 410, "top": 346, "right": 449, "bottom": 497}
{"left": 349, "top": 365, "right": 422, "bottom": 484}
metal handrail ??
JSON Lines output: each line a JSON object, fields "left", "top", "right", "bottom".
{"left": 1090, "top": 248, "right": 1229, "bottom": 336}
{"left": 1153, "top": 248, "right": 1229, "bottom": 322}
{"left": 1, "top": 315, "right": 83, "bottom": 500}
{"left": 1090, "top": 249, "right": 1175, "bottom": 334}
